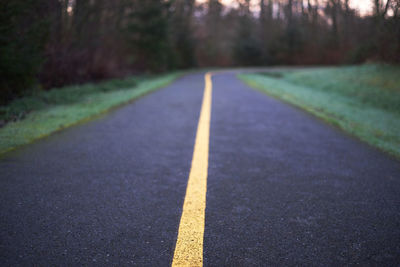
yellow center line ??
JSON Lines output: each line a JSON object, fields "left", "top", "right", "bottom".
{"left": 172, "top": 73, "right": 213, "bottom": 267}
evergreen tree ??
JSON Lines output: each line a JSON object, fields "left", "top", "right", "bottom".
{"left": 0, "top": 0, "right": 49, "bottom": 104}
{"left": 169, "top": 0, "right": 196, "bottom": 68}
{"left": 126, "top": 0, "right": 172, "bottom": 71}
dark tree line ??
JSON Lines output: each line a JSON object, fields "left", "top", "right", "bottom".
{"left": 1, "top": 0, "right": 399, "bottom": 104}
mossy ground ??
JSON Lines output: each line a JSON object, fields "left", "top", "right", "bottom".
{"left": 0, "top": 72, "right": 182, "bottom": 154}
{"left": 239, "top": 64, "right": 400, "bottom": 159}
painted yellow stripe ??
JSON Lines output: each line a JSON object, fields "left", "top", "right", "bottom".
{"left": 172, "top": 73, "right": 213, "bottom": 267}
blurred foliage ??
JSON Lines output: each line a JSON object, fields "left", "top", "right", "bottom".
{"left": 0, "top": 76, "right": 139, "bottom": 123}
{"left": 0, "top": 0, "right": 399, "bottom": 105}
{"left": 0, "top": 0, "right": 49, "bottom": 104}
{"left": 127, "top": 1, "right": 172, "bottom": 71}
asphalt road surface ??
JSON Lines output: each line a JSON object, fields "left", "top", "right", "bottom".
{"left": 1, "top": 72, "right": 400, "bottom": 266}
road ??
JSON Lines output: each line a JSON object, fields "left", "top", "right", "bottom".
{"left": 1, "top": 72, "right": 400, "bottom": 266}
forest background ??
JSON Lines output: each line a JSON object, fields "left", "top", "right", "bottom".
{"left": 1, "top": 0, "right": 399, "bottom": 104}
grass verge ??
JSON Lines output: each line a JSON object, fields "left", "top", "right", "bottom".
{"left": 238, "top": 64, "right": 400, "bottom": 159}
{"left": 0, "top": 72, "right": 182, "bottom": 155}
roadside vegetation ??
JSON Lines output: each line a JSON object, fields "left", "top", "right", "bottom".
{"left": 2, "top": 1, "right": 398, "bottom": 155}
{"left": 238, "top": 64, "right": 400, "bottom": 158}
{"left": 2, "top": 1, "right": 399, "bottom": 105}
{"left": 0, "top": 72, "right": 181, "bottom": 154}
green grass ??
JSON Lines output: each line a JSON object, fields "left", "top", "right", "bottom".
{"left": 0, "top": 72, "right": 182, "bottom": 154}
{"left": 238, "top": 64, "right": 400, "bottom": 159}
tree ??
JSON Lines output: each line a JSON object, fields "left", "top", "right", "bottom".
{"left": 169, "top": 0, "right": 196, "bottom": 68}
{"left": 0, "top": 0, "right": 50, "bottom": 104}
{"left": 233, "top": 0, "right": 262, "bottom": 65}
{"left": 126, "top": 0, "right": 172, "bottom": 71}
